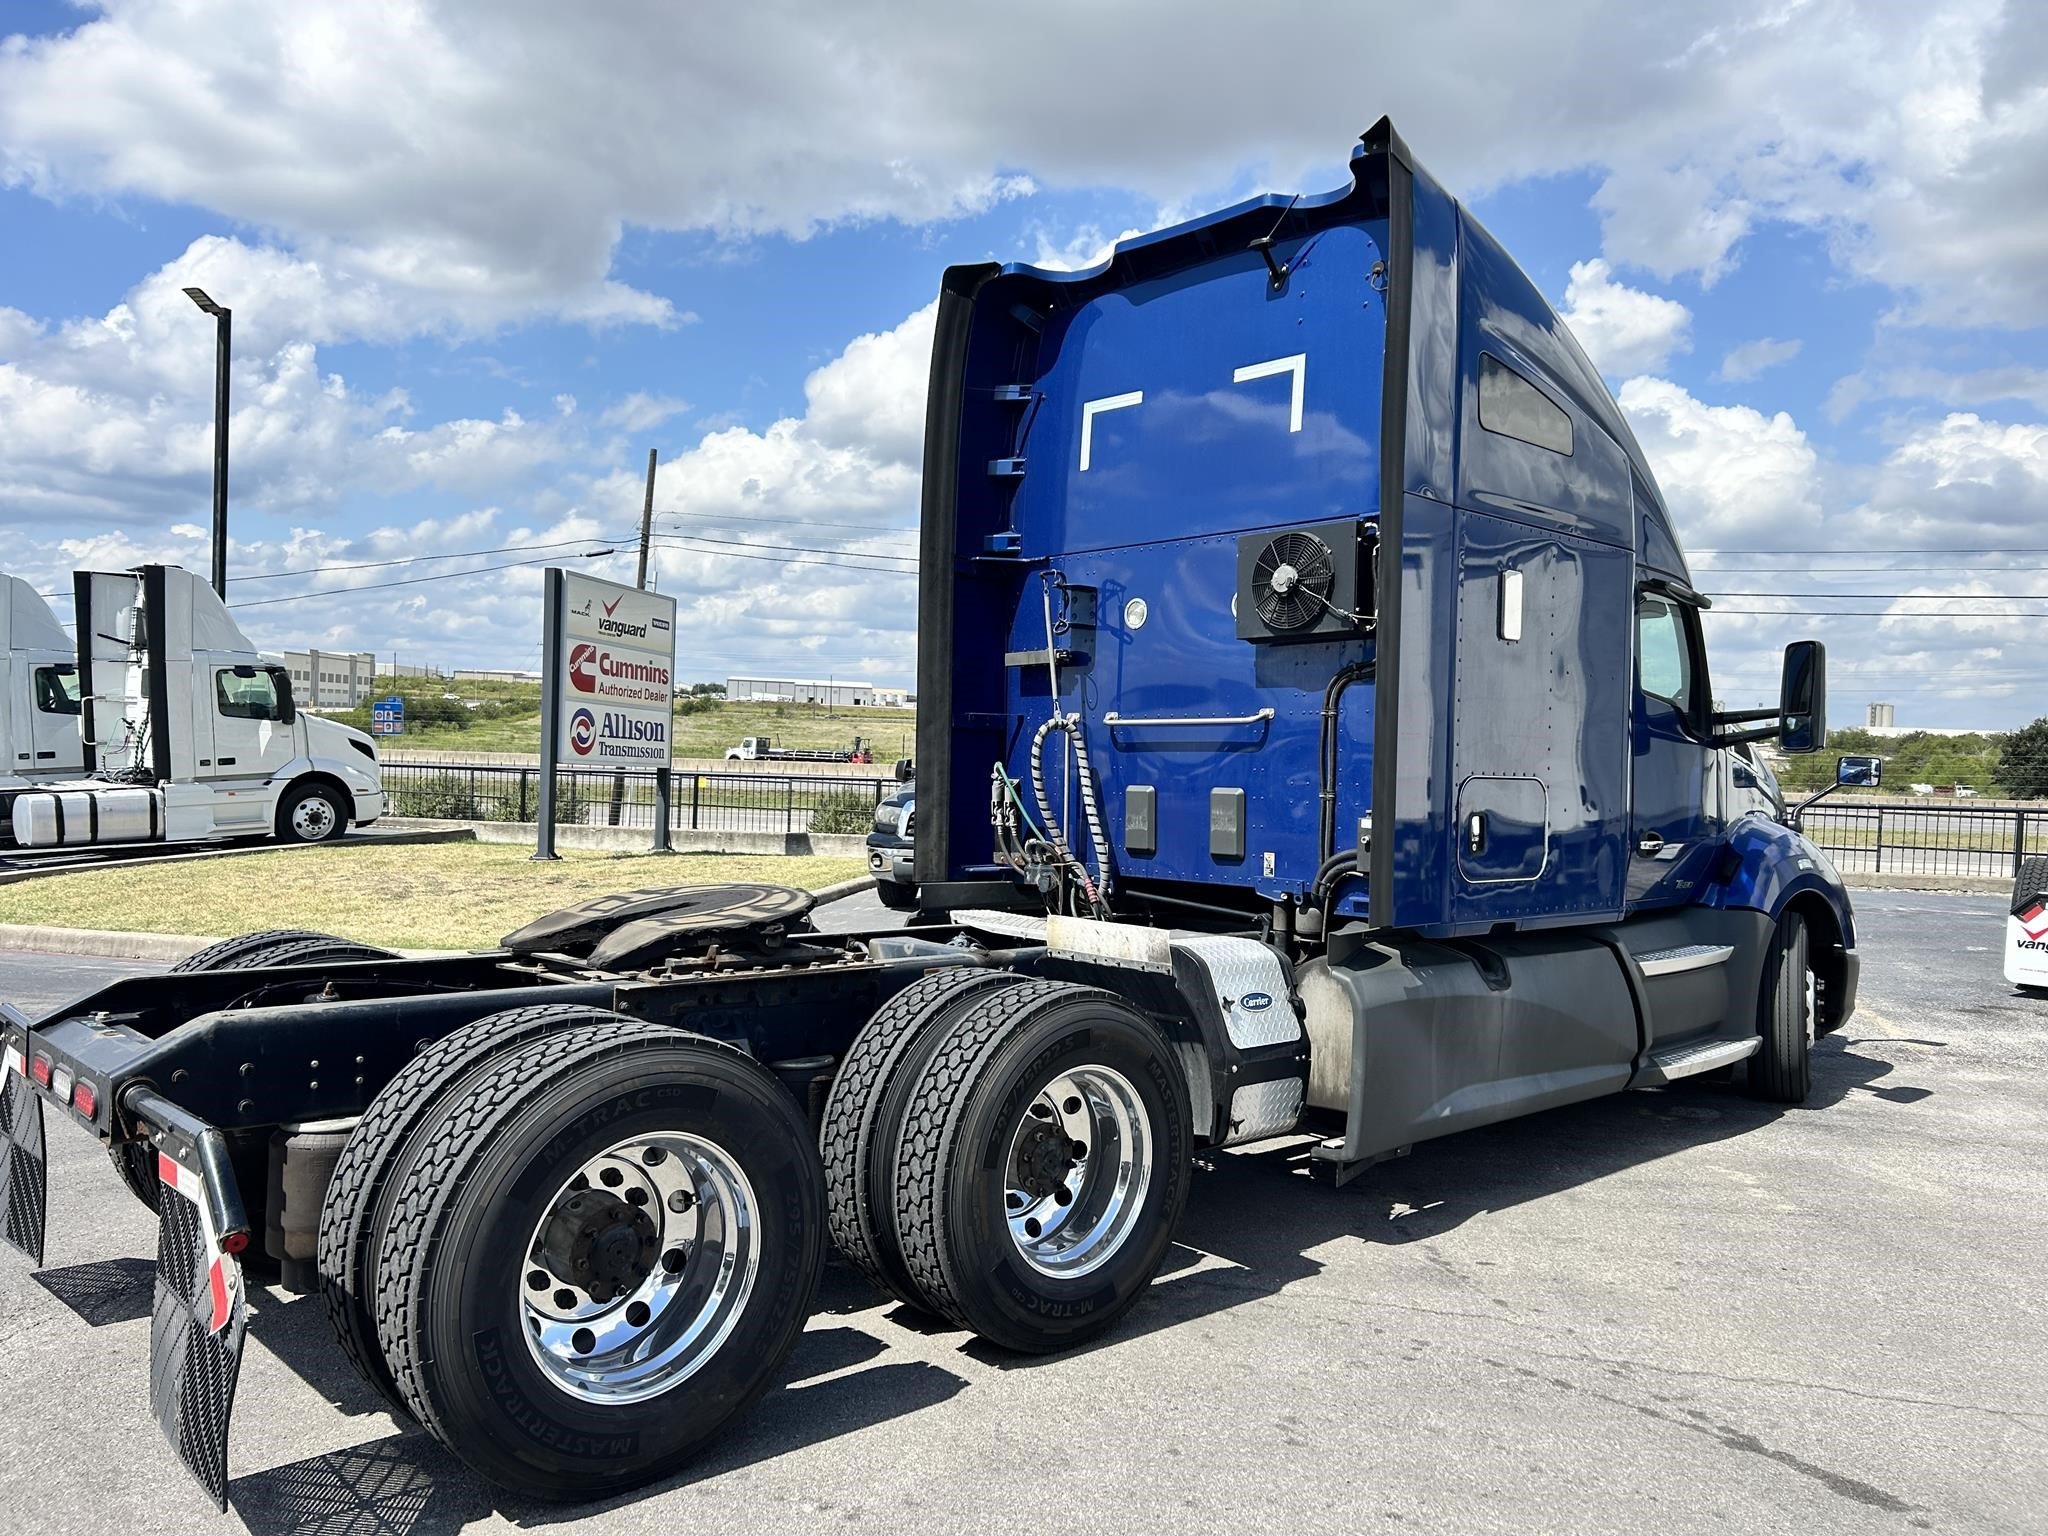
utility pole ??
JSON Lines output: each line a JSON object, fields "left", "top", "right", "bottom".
{"left": 636, "top": 448, "right": 658, "bottom": 590}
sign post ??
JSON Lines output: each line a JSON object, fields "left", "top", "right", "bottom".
{"left": 536, "top": 567, "right": 679, "bottom": 859}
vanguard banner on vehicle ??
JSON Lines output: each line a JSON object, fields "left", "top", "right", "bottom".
{"left": 550, "top": 573, "right": 677, "bottom": 767}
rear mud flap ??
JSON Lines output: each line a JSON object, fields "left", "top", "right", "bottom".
{"left": 151, "top": 1153, "right": 248, "bottom": 1511}
{"left": 0, "top": 1049, "right": 46, "bottom": 1265}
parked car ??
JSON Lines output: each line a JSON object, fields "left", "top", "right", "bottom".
{"left": 865, "top": 781, "right": 916, "bottom": 909}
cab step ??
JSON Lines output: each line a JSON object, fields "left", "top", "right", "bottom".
{"left": 1639, "top": 1034, "right": 1760, "bottom": 1084}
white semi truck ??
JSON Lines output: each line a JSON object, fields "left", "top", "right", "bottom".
{"left": 0, "top": 574, "right": 89, "bottom": 783}
{"left": 1, "top": 564, "right": 386, "bottom": 850}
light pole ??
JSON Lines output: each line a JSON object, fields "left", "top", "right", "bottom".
{"left": 183, "top": 287, "right": 231, "bottom": 598}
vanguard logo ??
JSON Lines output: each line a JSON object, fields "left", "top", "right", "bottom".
{"left": 598, "top": 613, "right": 650, "bottom": 639}
{"left": 2019, "top": 901, "right": 2048, "bottom": 941}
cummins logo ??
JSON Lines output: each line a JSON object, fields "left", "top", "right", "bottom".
{"left": 569, "top": 643, "right": 670, "bottom": 694}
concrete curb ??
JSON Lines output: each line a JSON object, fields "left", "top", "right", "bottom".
{"left": 0, "top": 827, "right": 478, "bottom": 887}
{"left": 812, "top": 875, "right": 877, "bottom": 905}
{"left": 0, "top": 924, "right": 210, "bottom": 962}
{"left": 1843, "top": 872, "right": 2012, "bottom": 896}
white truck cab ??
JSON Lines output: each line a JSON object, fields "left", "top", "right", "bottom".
{"left": 0, "top": 575, "right": 90, "bottom": 783}
{"left": 2, "top": 565, "right": 386, "bottom": 850}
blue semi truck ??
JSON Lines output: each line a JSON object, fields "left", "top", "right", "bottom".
{"left": 1, "top": 119, "right": 1855, "bottom": 1507}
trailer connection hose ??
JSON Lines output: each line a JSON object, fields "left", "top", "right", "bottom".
{"left": 1026, "top": 569, "right": 1114, "bottom": 915}
{"left": 1029, "top": 713, "right": 1112, "bottom": 913}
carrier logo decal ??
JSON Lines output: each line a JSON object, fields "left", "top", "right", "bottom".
{"left": 569, "top": 708, "right": 597, "bottom": 756}
{"left": 1232, "top": 353, "right": 1307, "bottom": 434}
{"left": 1240, "top": 991, "right": 1274, "bottom": 1011}
{"left": 1079, "top": 390, "right": 1143, "bottom": 472}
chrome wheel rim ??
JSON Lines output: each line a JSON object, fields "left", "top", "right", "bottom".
{"left": 292, "top": 795, "right": 338, "bottom": 839}
{"left": 520, "top": 1132, "right": 759, "bottom": 1404}
{"left": 1002, "top": 1064, "right": 1151, "bottom": 1279}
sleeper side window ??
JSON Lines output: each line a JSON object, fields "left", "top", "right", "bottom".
{"left": 33, "top": 665, "right": 81, "bottom": 715}
{"left": 1636, "top": 594, "right": 1693, "bottom": 716}
{"left": 1478, "top": 353, "right": 1574, "bottom": 456}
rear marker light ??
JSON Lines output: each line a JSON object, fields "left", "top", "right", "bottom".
{"left": 29, "top": 1051, "right": 52, "bottom": 1088}
{"left": 72, "top": 1079, "right": 97, "bottom": 1119}
{"left": 221, "top": 1230, "right": 251, "bottom": 1256}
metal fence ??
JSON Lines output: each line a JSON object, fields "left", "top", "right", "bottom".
{"left": 382, "top": 760, "right": 893, "bottom": 836}
{"left": 1802, "top": 801, "right": 2046, "bottom": 879}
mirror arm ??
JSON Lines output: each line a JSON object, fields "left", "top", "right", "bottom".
{"left": 1714, "top": 722, "right": 1784, "bottom": 747}
{"left": 1713, "top": 707, "right": 1781, "bottom": 725}
{"left": 1788, "top": 779, "right": 1844, "bottom": 833}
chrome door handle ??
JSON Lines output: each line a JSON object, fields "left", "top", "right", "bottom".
{"left": 1634, "top": 832, "right": 1666, "bottom": 857}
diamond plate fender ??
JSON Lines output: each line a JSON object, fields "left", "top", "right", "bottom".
{"left": 150, "top": 1152, "right": 248, "bottom": 1512}
{"left": 1, "top": 1045, "right": 46, "bottom": 1265}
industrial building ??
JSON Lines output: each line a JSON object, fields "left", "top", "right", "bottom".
{"left": 281, "top": 648, "right": 378, "bottom": 709}
{"left": 725, "top": 675, "right": 911, "bottom": 708}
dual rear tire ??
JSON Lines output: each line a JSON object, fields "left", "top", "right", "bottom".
{"left": 822, "top": 970, "right": 1192, "bottom": 1353}
{"left": 319, "top": 1008, "right": 822, "bottom": 1501}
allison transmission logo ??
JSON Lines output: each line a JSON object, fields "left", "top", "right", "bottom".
{"left": 568, "top": 708, "right": 597, "bottom": 756}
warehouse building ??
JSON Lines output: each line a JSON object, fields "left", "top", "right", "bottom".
{"left": 282, "top": 648, "right": 378, "bottom": 709}
{"left": 725, "top": 675, "right": 911, "bottom": 708}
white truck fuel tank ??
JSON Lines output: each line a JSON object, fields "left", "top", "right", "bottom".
{"left": 11, "top": 785, "right": 163, "bottom": 848}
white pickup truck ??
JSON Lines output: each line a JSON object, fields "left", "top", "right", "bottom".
{"left": 1, "top": 564, "right": 386, "bottom": 850}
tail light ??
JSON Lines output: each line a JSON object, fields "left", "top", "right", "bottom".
{"left": 72, "top": 1078, "right": 98, "bottom": 1119}
{"left": 29, "top": 1050, "right": 52, "bottom": 1088}
{"left": 51, "top": 1063, "right": 75, "bottom": 1107}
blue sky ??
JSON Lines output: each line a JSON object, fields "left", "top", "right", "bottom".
{"left": 2, "top": 1, "right": 2044, "bottom": 726}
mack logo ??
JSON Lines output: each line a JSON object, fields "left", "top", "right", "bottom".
{"left": 1240, "top": 991, "right": 1274, "bottom": 1011}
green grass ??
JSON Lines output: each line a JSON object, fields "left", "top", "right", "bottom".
{"left": 0, "top": 842, "right": 864, "bottom": 951}
{"left": 367, "top": 694, "right": 916, "bottom": 761}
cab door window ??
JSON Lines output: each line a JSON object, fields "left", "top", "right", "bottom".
{"left": 1635, "top": 594, "right": 1694, "bottom": 718}
{"left": 216, "top": 666, "right": 284, "bottom": 721}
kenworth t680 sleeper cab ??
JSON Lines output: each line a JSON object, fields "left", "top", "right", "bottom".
{"left": 0, "top": 120, "right": 1857, "bottom": 1509}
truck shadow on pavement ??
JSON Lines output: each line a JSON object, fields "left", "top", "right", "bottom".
{"left": 42, "top": 1036, "right": 1926, "bottom": 1536}
{"left": 226, "top": 1297, "right": 970, "bottom": 1536}
{"left": 965, "top": 1032, "right": 1934, "bottom": 1369}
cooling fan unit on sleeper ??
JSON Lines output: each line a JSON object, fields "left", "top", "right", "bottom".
{"left": 1234, "top": 517, "right": 1374, "bottom": 643}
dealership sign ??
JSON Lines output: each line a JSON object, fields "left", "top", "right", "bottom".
{"left": 545, "top": 572, "right": 678, "bottom": 771}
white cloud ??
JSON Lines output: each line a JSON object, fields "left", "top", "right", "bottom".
{"left": 1716, "top": 337, "right": 1802, "bottom": 383}
{"left": 3, "top": 1, "right": 2045, "bottom": 328}
{"left": 601, "top": 393, "right": 692, "bottom": 434}
{"left": 1558, "top": 260, "right": 1692, "bottom": 377}
{"left": 1619, "top": 383, "right": 2048, "bottom": 724}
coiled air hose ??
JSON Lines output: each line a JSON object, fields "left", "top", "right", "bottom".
{"left": 1029, "top": 713, "right": 1112, "bottom": 910}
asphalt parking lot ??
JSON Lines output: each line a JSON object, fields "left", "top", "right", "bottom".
{"left": 1, "top": 890, "right": 2042, "bottom": 1535}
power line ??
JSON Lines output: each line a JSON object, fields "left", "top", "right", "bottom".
{"left": 659, "top": 510, "right": 912, "bottom": 535}
{"left": 1711, "top": 607, "right": 2047, "bottom": 617}
{"left": 1705, "top": 590, "right": 2048, "bottom": 600}
{"left": 1691, "top": 546, "right": 2048, "bottom": 555}
{"left": 651, "top": 536, "right": 915, "bottom": 575}
{"left": 227, "top": 548, "right": 619, "bottom": 610}
{"left": 653, "top": 531, "right": 917, "bottom": 565}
